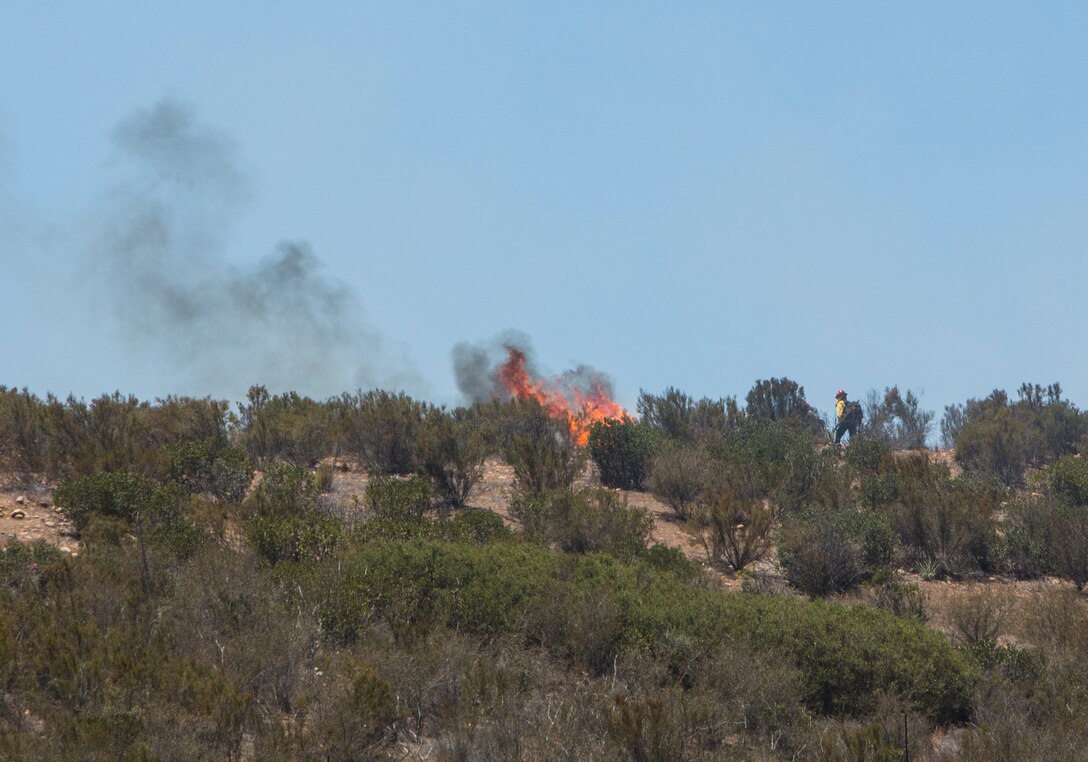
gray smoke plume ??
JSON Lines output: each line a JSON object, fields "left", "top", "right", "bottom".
{"left": 452, "top": 330, "right": 616, "bottom": 405}
{"left": 92, "top": 99, "right": 417, "bottom": 399}
{"left": 452, "top": 329, "right": 534, "bottom": 403}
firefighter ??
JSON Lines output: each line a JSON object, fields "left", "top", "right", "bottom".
{"left": 834, "top": 389, "right": 861, "bottom": 444}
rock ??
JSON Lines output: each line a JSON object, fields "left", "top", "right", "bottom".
{"left": 44, "top": 521, "right": 56, "bottom": 528}
{"left": 14, "top": 496, "right": 26, "bottom": 505}
{"left": 58, "top": 546, "right": 71, "bottom": 554}
{"left": 10, "top": 510, "right": 25, "bottom": 520}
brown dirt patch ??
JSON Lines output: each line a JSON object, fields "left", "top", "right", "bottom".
{"left": 0, "top": 486, "right": 79, "bottom": 556}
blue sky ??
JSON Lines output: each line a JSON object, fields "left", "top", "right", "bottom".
{"left": 2, "top": 3, "right": 1087, "bottom": 426}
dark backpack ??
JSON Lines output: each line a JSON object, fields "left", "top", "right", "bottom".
{"left": 845, "top": 401, "right": 863, "bottom": 425}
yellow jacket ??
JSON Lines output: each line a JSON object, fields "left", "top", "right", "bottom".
{"left": 836, "top": 398, "right": 846, "bottom": 421}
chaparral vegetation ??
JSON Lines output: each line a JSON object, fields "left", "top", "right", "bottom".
{"left": 0, "top": 377, "right": 1087, "bottom": 760}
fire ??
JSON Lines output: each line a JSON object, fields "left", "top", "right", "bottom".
{"left": 497, "top": 346, "right": 628, "bottom": 446}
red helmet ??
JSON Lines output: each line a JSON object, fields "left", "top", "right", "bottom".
{"left": 835, "top": 389, "right": 847, "bottom": 398}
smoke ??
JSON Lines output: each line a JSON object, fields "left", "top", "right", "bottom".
{"left": 451, "top": 330, "right": 616, "bottom": 405}
{"left": 91, "top": 99, "right": 417, "bottom": 399}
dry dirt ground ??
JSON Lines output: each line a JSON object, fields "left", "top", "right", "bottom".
{"left": 0, "top": 484, "right": 79, "bottom": 556}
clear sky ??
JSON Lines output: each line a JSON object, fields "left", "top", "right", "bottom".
{"left": 2, "top": 3, "right": 1087, "bottom": 426}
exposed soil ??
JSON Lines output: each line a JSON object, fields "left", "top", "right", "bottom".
{"left": 0, "top": 485, "right": 79, "bottom": 556}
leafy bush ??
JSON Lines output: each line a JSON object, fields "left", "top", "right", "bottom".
{"left": 244, "top": 463, "right": 340, "bottom": 564}
{"left": 55, "top": 470, "right": 183, "bottom": 530}
{"left": 1006, "top": 495, "right": 1088, "bottom": 588}
{"left": 415, "top": 406, "right": 491, "bottom": 507}
{"left": 365, "top": 475, "right": 433, "bottom": 522}
{"left": 636, "top": 387, "right": 742, "bottom": 444}
{"left": 587, "top": 417, "right": 662, "bottom": 490}
{"left": 169, "top": 440, "right": 254, "bottom": 503}
{"left": 341, "top": 389, "right": 430, "bottom": 474}
{"left": 952, "top": 384, "right": 1088, "bottom": 486}
{"left": 744, "top": 377, "right": 822, "bottom": 432}
{"left": 696, "top": 484, "right": 775, "bottom": 572}
{"left": 720, "top": 419, "right": 830, "bottom": 512}
{"left": 496, "top": 400, "right": 584, "bottom": 493}
{"left": 322, "top": 540, "right": 977, "bottom": 722}
{"left": 236, "top": 385, "right": 336, "bottom": 467}
{"left": 778, "top": 508, "right": 896, "bottom": 597}
{"left": 1040, "top": 454, "right": 1088, "bottom": 506}
{"left": 862, "top": 453, "right": 1003, "bottom": 576}
{"left": 350, "top": 509, "right": 512, "bottom": 546}
{"left": 862, "top": 386, "right": 934, "bottom": 449}
{"left": 510, "top": 488, "right": 652, "bottom": 558}
{"left": 645, "top": 446, "right": 712, "bottom": 520}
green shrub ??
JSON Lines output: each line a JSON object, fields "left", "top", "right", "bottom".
{"left": 244, "top": 462, "right": 340, "bottom": 564}
{"left": 350, "top": 510, "right": 511, "bottom": 546}
{"left": 1006, "top": 495, "right": 1088, "bottom": 589}
{"left": 861, "top": 386, "right": 934, "bottom": 449}
{"left": 645, "top": 446, "right": 712, "bottom": 520}
{"left": 952, "top": 384, "right": 1088, "bottom": 486}
{"left": 497, "top": 400, "right": 584, "bottom": 493}
{"left": 696, "top": 484, "right": 775, "bottom": 572}
{"left": 1041, "top": 454, "right": 1088, "bottom": 506}
{"left": 415, "top": 407, "right": 491, "bottom": 507}
{"left": 170, "top": 440, "right": 254, "bottom": 502}
{"left": 341, "top": 389, "right": 429, "bottom": 474}
{"left": 54, "top": 470, "right": 186, "bottom": 532}
{"left": 248, "top": 512, "right": 341, "bottom": 565}
{"left": 587, "top": 417, "right": 662, "bottom": 490}
{"left": 321, "top": 540, "right": 977, "bottom": 722}
{"left": 365, "top": 475, "right": 433, "bottom": 522}
{"left": 862, "top": 453, "right": 1003, "bottom": 576}
{"left": 636, "top": 387, "right": 742, "bottom": 445}
{"left": 744, "top": 377, "right": 823, "bottom": 434}
{"left": 236, "top": 385, "right": 337, "bottom": 467}
{"left": 778, "top": 508, "right": 895, "bottom": 597}
{"left": 720, "top": 418, "right": 829, "bottom": 512}
{"left": 511, "top": 488, "right": 652, "bottom": 559}
{"left": 844, "top": 437, "right": 892, "bottom": 477}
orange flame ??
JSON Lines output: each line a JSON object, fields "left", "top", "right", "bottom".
{"left": 497, "top": 346, "right": 628, "bottom": 446}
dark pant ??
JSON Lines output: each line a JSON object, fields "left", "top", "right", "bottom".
{"left": 834, "top": 418, "right": 857, "bottom": 444}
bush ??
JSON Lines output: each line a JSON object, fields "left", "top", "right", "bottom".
{"left": 587, "top": 417, "right": 662, "bottom": 490}
{"left": 862, "top": 386, "right": 934, "bottom": 449}
{"left": 54, "top": 470, "right": 184, "bottom": 531}
{"left": 365, "top": 475, "right": 433, "bottom": 522}
{"left": 636, "top": 387, "right": 742, "bottom": 444}
{"left": 322, "top": 540, "right": 977, "bottom": 722}
{"left": 645, "top": 446, "right": 712, "bottom": 520}
{"left": 744, "top": 377, "right": 824, "bottom": 433}
{"left": 496, "top": 400, "right": 584, "bottom": 493}
{"left": 946, "top": 585, "right": 1012, "bottom": 646}
{"left": 1006, "top": 495, "right": 1088, "bottom": 588}
{"left": 244, "top": 463, "right": 340, "bottom": 564}
{"left": 415, "top": 407, "right": 491, "bottom": 507}
{"left": 510, "top": 488, "right": 652, "bottom": 558}
{"left": 169, "top": 440, "right": 254, "bottom": 503}
{"left": 696, "top": 484, "right": 775, "bottom": 572}
{"left": 862, "top": 453, "right": 1003, "bottom": 576}
{"left": 952, "top": 384, "right": 1088, "bottom": 486}
{"left": 341, "top": 389, "right": 430, "bottom": 475}
{"left": 778, "top": 508, "right": 895, "bottom": 597}
{"left": 236, "top": 385, "right": 336, "bottom": 467}
{"left": 720, "top": 418, "right": 829, "bottom": 512}
{"left": 1041, "top": 454, "right": 1088, "bottom": 506}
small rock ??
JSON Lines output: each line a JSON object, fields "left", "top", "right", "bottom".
{"left": 58, "top": 547, "right": 72, "bottom": 554}
{"left": 14, "top": 496, "right": 26, "bottom": 505}
{"left": 10, "top": 510, "right": 25, "bottom": 520}
{"left": 44, "top": 521, "right": 56, "bottom": 528}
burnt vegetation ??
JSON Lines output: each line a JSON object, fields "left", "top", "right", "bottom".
{"left": 0, "top": 378, "right": 1087, "bottom": 759}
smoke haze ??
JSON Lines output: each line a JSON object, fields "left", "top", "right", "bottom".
{"left": 91, "top": 99, "right": 417, "bottom": 400}
{"left": 452, "top": 331, "right": 617, "bottom": 405}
